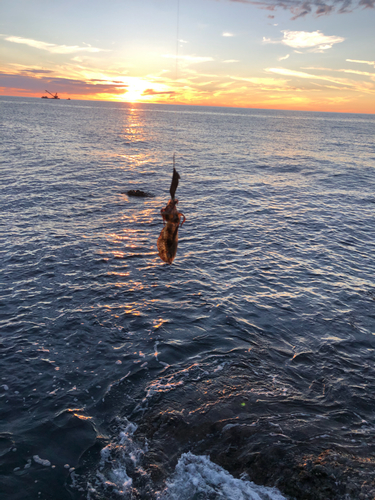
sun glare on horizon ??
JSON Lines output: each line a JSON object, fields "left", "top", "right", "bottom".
{"left": 122, "top": 77, "right": 149, "bottom": 102}
{"left": 118, "top": 76, "right": 173, "bottom": 103}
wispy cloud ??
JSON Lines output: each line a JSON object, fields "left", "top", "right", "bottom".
{"left": 225, "top": 0, "right": 374, "bottom": 19}
{"left": 223, "top": 59, "right": 240, "bottom": 63}
{"left": 0, "top": 35, "right": 108, "bottom": 54}
{"left": 346, "top": 59, "right": 375, "bottom": 68}
{"left": 265, "top": 67, "right": 375, "bottom": 92}
{"left": 263, "top": 30, "right": 345, "bottom": 52}
{"left": 229, "top": 75, "right": 291, "bottom": 89}
{"left": 222, "top": 32, "right": 235, "bottom": 37}
{"left": 142, "top": 88, "right": 175, "bottom": 96}
{"left": 266, "top": 67, "right": 349, "bottom": 84}
{"left": 303, "top": 66, "right": 375, "bottom": 77}
{"left": 278, "top": 54, "right": 290, "bottom": 61}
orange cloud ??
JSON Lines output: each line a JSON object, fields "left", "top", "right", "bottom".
{"left": 0, "top": 71, "right": 127, "bottom": 99}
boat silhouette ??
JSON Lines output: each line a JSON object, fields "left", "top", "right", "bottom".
{"left": 41, "top": 90, "right": 60, "bottom": 99}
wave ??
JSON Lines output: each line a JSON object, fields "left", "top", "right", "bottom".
{"left": 69, "top": 418, "right": 286, "bottom": 500}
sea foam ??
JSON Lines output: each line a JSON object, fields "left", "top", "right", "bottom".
{"left": 157, "top": 452, "right": 286, "bottom": 500}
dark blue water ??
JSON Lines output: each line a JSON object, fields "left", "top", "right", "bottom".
{"left": 1, "top": 96, "right": 375, "bottom": 499}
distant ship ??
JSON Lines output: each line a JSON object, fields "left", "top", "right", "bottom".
{"left": 41, "top": 90, "right": 60, "bottom": 99}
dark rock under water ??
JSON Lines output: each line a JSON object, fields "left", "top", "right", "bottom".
{"left": 124, "top": 189, "right": 154, "bottom": 197}
{"left": 65, "top": 356, "right": 375, "bottom": 499}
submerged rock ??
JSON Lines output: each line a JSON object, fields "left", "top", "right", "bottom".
{"left": 132, "top": 361, "right": 375, "bottom": 500}
{"left": 68, "top": 361, "right": 375, "bottom": 500}
{"left": 124, "top": 189, "right": 154, "bottom": 198}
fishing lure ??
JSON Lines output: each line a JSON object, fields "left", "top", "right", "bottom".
{"left": 157, "top": 166, "right": 185, "bottom": 264}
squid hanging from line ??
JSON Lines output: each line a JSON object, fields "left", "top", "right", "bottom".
{"left": 157, "top": 162, "right": 186, "bottom": 264}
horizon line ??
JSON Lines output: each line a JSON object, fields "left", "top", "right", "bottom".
{"left": 1, "top": 94, "right": 374, "bottom": 116}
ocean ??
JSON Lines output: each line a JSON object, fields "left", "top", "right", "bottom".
{"left": 1, "top": 95, "right": 374, "bottom": 500}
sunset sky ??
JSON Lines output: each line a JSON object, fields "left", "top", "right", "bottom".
{"left": 1, "top": 0, "right": 374, "bottom": 113}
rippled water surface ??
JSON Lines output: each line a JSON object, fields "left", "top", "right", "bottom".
{"left": 1, "top": 96, "right": 375, "bottom": 499}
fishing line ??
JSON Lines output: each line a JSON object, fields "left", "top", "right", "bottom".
{"left": 156, "top": 0, "right": 184, "bottom": 265}
{"left": 172, "top": 0, "right": 180, "bottom": 172}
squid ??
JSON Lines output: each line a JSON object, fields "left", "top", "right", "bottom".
{"left": 157, "top": 166, "right": 186, "bottom": 264}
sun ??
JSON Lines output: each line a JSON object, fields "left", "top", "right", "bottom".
{"left": 115, "top": 76, "right": 173, "bottom": 103}
{"left": 120, "top": 77, "right": 150, "bottom": 103}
